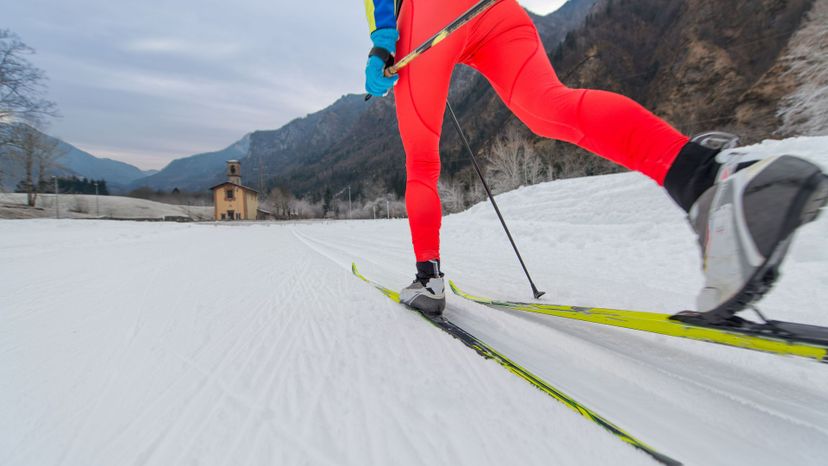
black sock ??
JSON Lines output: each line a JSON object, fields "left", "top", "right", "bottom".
{"left": 416, "top": 259, "right": 442, "bottom": 279}
{"left": 663, "top": 141, "right": 721, "bottom": 213}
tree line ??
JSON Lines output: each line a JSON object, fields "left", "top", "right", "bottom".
{"left": 17, "top": 176, "right": 109, "bottom": 196}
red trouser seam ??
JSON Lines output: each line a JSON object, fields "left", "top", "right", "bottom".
{"left": 505, "top": 30, "right": 541, "bottom": 105}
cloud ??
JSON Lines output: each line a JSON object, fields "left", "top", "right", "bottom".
{"left": 123, "top": 38, "right": 242, "bottom": 60}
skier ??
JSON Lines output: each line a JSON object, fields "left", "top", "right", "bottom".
{"left": 363, "top": 0, "right": 828, "bottom": 321}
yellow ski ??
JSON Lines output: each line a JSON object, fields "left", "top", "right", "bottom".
{"left": 449, "top": 280, "right": 828, "bottom": 363}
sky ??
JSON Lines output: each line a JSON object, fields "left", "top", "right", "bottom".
{"left": 5, "top": 0, "right": 567, "bottom": 170}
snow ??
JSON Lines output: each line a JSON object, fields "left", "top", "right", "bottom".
{"left": 2, "top": 136, "right": 828, "bottom": 466}
{"left": 0, "top": 193, "right": 212, "bottom": 220}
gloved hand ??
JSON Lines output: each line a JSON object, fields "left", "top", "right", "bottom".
{"left": 365, "top": 28, "right": 399, "bottom": 97}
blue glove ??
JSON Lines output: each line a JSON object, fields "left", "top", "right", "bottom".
{"left": 365, "top": 28, "right": 399, "bottom": 97}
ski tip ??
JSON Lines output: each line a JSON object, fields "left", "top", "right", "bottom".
{"left": 351, "top": 262, "right": 358, "bottom": 274}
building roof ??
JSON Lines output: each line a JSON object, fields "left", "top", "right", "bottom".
{"left": 209, "top": 181, "right": 259, "bottom": 194}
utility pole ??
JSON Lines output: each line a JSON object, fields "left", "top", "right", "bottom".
{"left": 386, "top": 198, "right": 390, "bottom": 219}
{"left": 94, "top": 182, "right": 99, "bottom": 217}
{"left": 53, "top": 176, "right": 59, "bottom": 219}
{"left": 348, "top": 185, "right": 352, "bottom": 219}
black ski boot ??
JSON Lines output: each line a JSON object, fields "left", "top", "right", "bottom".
{"left": 399, "top": 259, "right": 446, "bottom": 317}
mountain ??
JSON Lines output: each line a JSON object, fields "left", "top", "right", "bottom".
{"left": 546, "top": 0, "right": 816, "bottom": 140}
{"left": 0, "top": 125, "right": 153, "bottom": 192}
{"left": 126, "top": 134, "right": 252, "bottom": 193}
{"left": 127, "top": 94, "right": 371, "bottom": 193}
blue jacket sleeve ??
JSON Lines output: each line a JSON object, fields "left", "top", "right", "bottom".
{"left": 364, "top": 0, "right": 397, "bottom": 33}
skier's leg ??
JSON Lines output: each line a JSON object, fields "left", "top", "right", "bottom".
{"left": 462, "top": 0, "right": 828, "bottom": 318}
{"left": 394, "top": 0, "right": 468, "bottom": 315}
{"left": 462, "top": 0, "right": 688, "bottom": 184}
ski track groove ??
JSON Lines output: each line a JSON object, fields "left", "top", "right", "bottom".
{"left": 134, "top": 279, "right": 299, "bottom": 466}
{"left": 503, "top": 308, "right": 828, "bottom": 438}
{"left": 95, "top": 291, "right": 276, "bottom": 460}
{"left": 5, "top": 250, "right": 136, "bottom": 463}
{"left": 169, "top": 258, "right": 310, "bottom": 465}
{"left": 218, "top": 241, "right": 342, "bottom": 466}
{"left": 166, "top": 301, "right": 300, "bottom": 466}
{"left": 53, "top": 247, "right": 182, "bottom": 466}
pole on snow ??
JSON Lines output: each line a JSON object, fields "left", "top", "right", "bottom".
{"left": 438, "top": 49, "right": 596, "bottom": 298}
{"left": 365, "top": 0, "right": 501, "bottom": 101}
{"left": 446, "top": 103, "right": 545, "bottom": 299}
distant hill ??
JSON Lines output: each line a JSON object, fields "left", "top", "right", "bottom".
{"left": 126, "top": 134, "right": 251, "bottom": 193}
{"left": 0, "top": 125, "right": 153, "bottom": 192}
{"left": 125, "top": 94, "right": 371, "bottom": 194}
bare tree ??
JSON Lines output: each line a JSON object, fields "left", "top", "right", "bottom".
{"left": 484, "top": 127, "right": 546, "bottom": 194}
{"left": 10, "top": 124, "right": 60, "bottom": 206}
{"left": 288, "top": 197, "right": 322, "bottom": 219}
{"left": 438, "top": 177, "right": 467, "bottom": 213}
{"left": 266, "top": 186, "right": 293, "bottom": 218}
{"left": 0, "top": 30, "right": 57, "bottom": 129}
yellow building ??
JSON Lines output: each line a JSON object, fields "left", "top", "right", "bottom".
{"left": 210, "top": 160, "right": 259, "bottom": 220}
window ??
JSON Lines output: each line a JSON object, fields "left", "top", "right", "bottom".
{"left": 227, "top": 210, "right": 235, "bottom": 220}
{"left": 221, "top": 213, "right": 226, "bottom": 220}
{"left": 225, "top": 189, "right": 234, "bottom": 200}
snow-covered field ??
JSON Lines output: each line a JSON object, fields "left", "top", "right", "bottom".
{"left": 2, "top": 137, "right": 827, "bottom": 466}
{"left": 0, "top": 193, "right": 212, "bottom": 220}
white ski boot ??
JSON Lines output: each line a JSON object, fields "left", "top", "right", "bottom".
{"left": 399, "top": 259, "right": 446, "bottom": 317}
{"left": 671, "top": 133, "right": 828, "bottom": 324}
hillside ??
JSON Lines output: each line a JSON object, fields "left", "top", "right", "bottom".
{"left": 0, "top": 125, "right": 153, "bottom": 192}
{"left": 126, "top": 134, "right": 252, "bottom": 193}
{"left": 2, "top": 136, "right": 827, "bottom": 465}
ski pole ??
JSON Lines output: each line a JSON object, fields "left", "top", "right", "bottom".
{"left": 446, "top": 102, "right": 545, "bottom": 299}
{"left": 439, "top": 53, "right": 595, "bottom": 298}
{"left": 366, "top": 0, "right": 501, "bottom": 101}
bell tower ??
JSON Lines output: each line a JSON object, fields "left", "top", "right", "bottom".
{"left": 227, "top": 160, "right": 241, "bottom": 185}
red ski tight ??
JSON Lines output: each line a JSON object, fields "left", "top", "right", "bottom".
{"left": 395, "top": 0, "right": 689, "bottom": 261}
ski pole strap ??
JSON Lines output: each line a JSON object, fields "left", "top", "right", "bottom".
{"left": 368, "top": 47, "right": 395, "bottom": 68}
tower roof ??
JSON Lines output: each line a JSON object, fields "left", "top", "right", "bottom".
{"left": 209, "top": 181, "right": 259, "bottom": 194}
